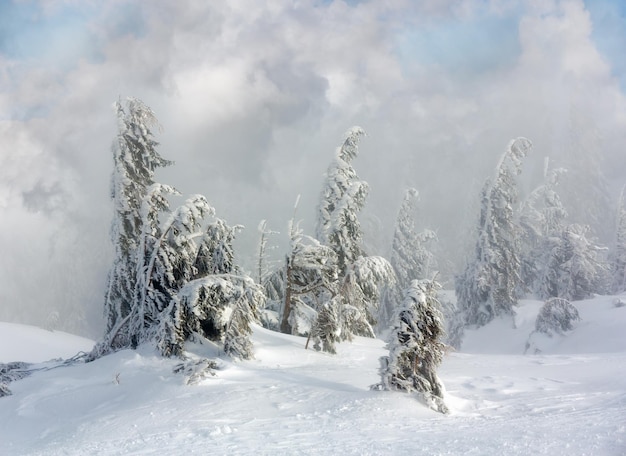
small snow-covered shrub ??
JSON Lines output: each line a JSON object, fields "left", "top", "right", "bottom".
{"left": 308, "top": 300, "right": 341, "bottom": 354}
{"left": 525, "top": 297, "right": 581, "bottom": 354}
{"left": 173, "top": 359, "right": 220, "bottom": 385}
{"left": 0, "top": 362, "right": 32, "bottom": 397}
{"left": 535, "top": 297, "right": 581, "bottom": 336}
{"left": 0, "top": 383, "right": 11, "bottom": 397}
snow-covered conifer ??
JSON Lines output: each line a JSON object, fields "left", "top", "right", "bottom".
{"left": 525, "top": 297, "right": 581, "bottom": 354}
{"left": 164, "top": 216, "right": 262, "bottom": 358}
{"left": 439, "top": 293, "right": 465, "bottom": 350}
{"left": 194, "top": 219, "right": 242, "bottom": 277}
{"left": 0, "top": 362, "right": 32, "bottom": 397}
{"left": 609, "top": 187, "right": 626, "bottom": 293}
{"left": 516, "top": 161, "right": 607, "bottom": 301}
{"left": 316, "top": 127, "right": 369, "bottom": 275}
{"left": 391, "top": 189, "right": 436, "bottom": 285}
{"left": 256, "top": 220, "right": 279, "bottom": 285}
{"left": 308, "top": 300, "right": 341, "bottom": 354}
{"left": 380, "top": 188, "right": 437, "bottom": 330}
{"left": 172, "top": 275, "right": 265, "bottom": 358}
{"left": 373, "top": 279, "right": 448, "bottom": 414}
{"left": 456, "top": 138, "right": 532, "bottom": 327}
{"left": 535, "top": 297, "right": 581, "bottom": 336}
{"left": 93, "top": 97, "right": 262, "bottom": 360}
{"left": 549, "top": 224, "right": 607, "bottom": 301}
{"left": 518, "top": 160, "right": 567, "bottom": 295}
{"left": 340, "top": 256, "right": 394, "bottom": 339}
{"left": 141, "top": 194, "right": 213, "bottom": 355}
{"left": 280, "top": 219, "right": 339, "bottom": 335}
{"left": 224, "top": 294, "right": 260, "bottom": 360}
{"left": 103, "top": 98, "right": 172, "bottom": 350}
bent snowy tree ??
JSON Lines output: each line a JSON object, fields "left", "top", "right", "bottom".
{"left": 380, "top": 188, "right": 437, "bottom": 331}
{"left": 373, "top": 279, "right": 448, "bottom": 414}
{"left": 316, "top": 126, "right": 369, "bottom": 276}
{"left": 314, "top": 127, "right": 395, "bottom": 340}
{"left": 456, "top": 137, "right": 532, "bottom": 328}
{"left": 92, "top": 98, "right": 263, "bottom": 360}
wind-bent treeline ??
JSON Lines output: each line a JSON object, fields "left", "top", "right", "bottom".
{"left": 82, "top": 97, "right": 626, "bottom": 412}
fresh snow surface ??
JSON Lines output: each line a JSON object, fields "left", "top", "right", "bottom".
{"left": 1, "top": 296, "right": 625, "bottom": 455}
{"left": 0, "top": 322, "right": 95, "bottom": 363}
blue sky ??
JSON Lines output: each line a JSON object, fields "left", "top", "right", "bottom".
{"left": 585, "top": 0, "right": 626, "bottom": 89}
{"left": 2, "top": 0, "right": 625, "bottom": 89}
{"left": 0, "top": 1, "right": 146, "bottom": 67}
{"left": 394, "top": 13, "right": 522, "bottom": 78}
{"left": 0, "top": 2, "right": 95, "bottom": 64}
{"left": 393, "top": 0, "right": 626, "bottom": 89}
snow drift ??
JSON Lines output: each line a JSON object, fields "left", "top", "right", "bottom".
{"left": 1, "top": 296, "right": 625, "bottom": 455}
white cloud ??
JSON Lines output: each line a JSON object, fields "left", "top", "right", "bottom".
{"left": 1, "top": 0, "right": 626, "bottom": 334}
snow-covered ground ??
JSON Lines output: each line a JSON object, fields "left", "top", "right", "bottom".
{"left": 1, "top": 296, "right": 625, "bottom": 455}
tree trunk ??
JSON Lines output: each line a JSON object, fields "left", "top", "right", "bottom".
{"left": 280, "top": 257, "right": 293, "bottom": 334}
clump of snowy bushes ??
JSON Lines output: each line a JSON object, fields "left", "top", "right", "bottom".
{"left": 525, "top": 297, "right": 581, "bottom": 354}
{"left": 90, "top": 98, "right": 263, "bottom": 362}
{"left": 0, "top": 362, "right": 32, "bottom": 397}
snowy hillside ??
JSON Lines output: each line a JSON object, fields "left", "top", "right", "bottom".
{"left": 1, "top": 297, "right": 625, "bottom": 455}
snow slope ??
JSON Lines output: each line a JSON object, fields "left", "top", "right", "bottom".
{"left": 0, "top": 322, "right": 95, "bottom": 363}
{"left": 1, "top": 297, "right": 625, "bottom": 455}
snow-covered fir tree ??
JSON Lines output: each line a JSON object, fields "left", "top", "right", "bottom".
{"left": 92, "top": 98, "right": 263, "bottom": 360}
{"left": 256, "top": 220, "right": 279, "bottom": 286}
{"left": 172, "top": 274, "right": 265, "bottom": 359}
{"left": 609, "top": 186, "right": 626, "bottom": 293}
{"left": 195, "top": 219, "right": 242, "bottom": 277}
{"left": 455, "top": 137, "right": 532, "bottom": 327}
{"left": 314, "top": 127, "right": 394, "bottom": 340}
{"left": 307, "top": 300, "right": 341, "bottom": 354}
{"left": 102, "top": 98, "right": 172, "bottom": 350}
{"left": 380, "top": 188, "right": 437, "bottom": 331}
{"left": 340, "top": 256, "right": 394, "bottom": 339}
{"left": 137, "top": 191, "right": 213, "bottom": 353}
{"left": 525, "top": 297, "right": 581, "bottom": 354}
{"left": 542, "top": 224, "right": 607, "bottom": 301}
{"left": 391, "top": 189, "right": 436, "bottom": 285}
{"left": 516, "top": 159, "right": 607, "bottom": 301}
{"left": 316, "top": 127, "right": 369, "bottom": 275}
{"left": 439, "top": 291, "right": 465, "bottom": 350}
{"left": 260, "top": 267, "right": 286, "bottom": 331}
{"left": 518, "top": 159, "right": 568, "bottom": 296}
{"left": 535, "top": 297, "right": 581, "bottom": 336}
{"left": 373, "top": 279, "right": 448, "bottom": 414}
{"left": 223, "top": 292, "right": 260, "bottom": 360}
{"left": 154, "top": 212, "right": 263, "bottom": 359}
{"left": 558, "top": 106, "right": 613, "bottom": 243}
{"left": 280, "top": 218, "right": 339, "bottom": 336}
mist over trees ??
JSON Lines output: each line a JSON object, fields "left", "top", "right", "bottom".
{"left": 3, "top": 1, "right": 626, "bottom": 352}
{"left": 455, "top": 138, "right": 532, "bottom": 328}
{"left": 609, "top": 187, "right": 626, "bottom": 294}
{"left": 379, "top": 188, "right": 437, "bottom": 332}
{"left": 5, "top": 90, "right": 626, "bottom": 420}
{"left": 261, "top": 129, "right": 393, "bottom": 351}
{"left": 80, "top": 94, "right": 623, "bottom": 363}
{"left": 16, "top": 93, "right": 614, "bottom": 401}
